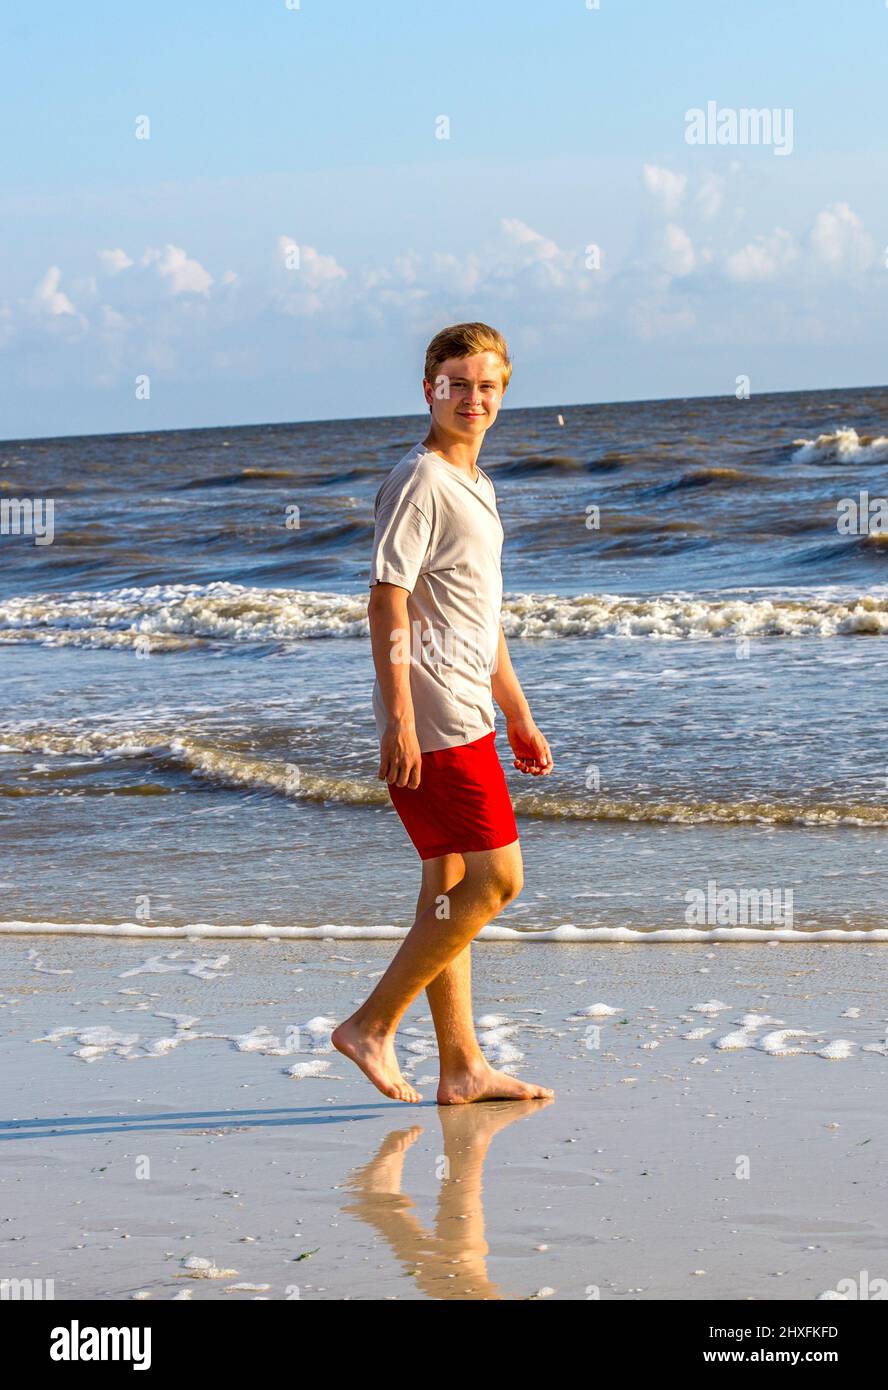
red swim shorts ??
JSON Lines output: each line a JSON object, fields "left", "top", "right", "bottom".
{"left": 387, "top": 729, "right": 519, "bottom": 860}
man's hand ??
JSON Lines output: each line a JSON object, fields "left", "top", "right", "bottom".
{"left": 378, "top": 718, "right": 422, "bottom": 788}
{"left": 506, "top": 715, "right": 553, "bottom": 776}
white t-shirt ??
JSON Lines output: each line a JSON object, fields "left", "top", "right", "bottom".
{"left": 369, "top": 442, "right": 504, "bottom": 752}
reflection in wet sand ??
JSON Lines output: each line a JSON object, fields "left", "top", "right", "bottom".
{"left": 341, "top": 1099, "right": 553, "bottom": 1300}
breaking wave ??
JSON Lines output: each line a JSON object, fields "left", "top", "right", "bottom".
{"left": 792, "top": 426, "right": 888, "bottom": 465}
{"left": 2, "top": 726, "right": 887, "bottom": 826}
{"left": 3, "top": 583, "right": 888, "bottom": 650}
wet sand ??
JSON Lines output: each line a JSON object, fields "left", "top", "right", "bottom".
{"left": 1, "top": 935, "right": 886, "bottom": 1300}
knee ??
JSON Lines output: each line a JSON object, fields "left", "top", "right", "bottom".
{"left": 489, "top": 863, "right": 524, "bottom": 907}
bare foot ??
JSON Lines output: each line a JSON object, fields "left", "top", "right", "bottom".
{"left": 437, "top": 1063, "right": 554, "bottom": 1106}
{"left": 332, "top": 1018, "right": 422, "bottom": 1103}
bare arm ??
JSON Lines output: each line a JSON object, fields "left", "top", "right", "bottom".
{"left": 491, "top": 624, "right": 554, "bottom": 776}
{"left": 490, "top": 623, "right": 531, "bottom": 722}
{"left": 367, "top": 582, "right": 423, "bottom": 788}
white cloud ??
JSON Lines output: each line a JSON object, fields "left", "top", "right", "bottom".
{"left": 725, "top": 228, "right": 797, "bottom": 282}
{"left": 501, "top": 218, "right": 562, "bottom": 261}
{"left": 662, "top": 224, "right": 696, "bottom": 277}
{"left": 98, "top": 248, "right": 134, "bottom": 274}
{"left": 277, "top": 236, "right": 347, "bottom": 287}
{"left": 497, "top": 218, "right": 577, "bottom": 287}
{"left": 142, "top": 244, "right": 213, "bottom": 295}
{"left": 643, "top": 165, "right": 687, "bottom": 215}
{"left": 31, "top": 266, "right": 77, "bottom": 316}
{"left": 273, "top": 238, "right": 348, "bottom": 316}
{"left": 301, "top": 246, "right": 347, "bottom": 287}
{"left": 9, "top": 196, "right": 883, "bottom": 406}
{"left": 430, "top": 251, "right": 483, "bottom": 295}
{"left": 809, "top": 202, "right": 874, "bottom": 272}
{"left": 694, "top": 174, "right": 724, "bottom": 222}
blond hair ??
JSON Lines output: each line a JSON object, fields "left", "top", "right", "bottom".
{"left": 424, "top": 322, "right": 512, "bottom": 390}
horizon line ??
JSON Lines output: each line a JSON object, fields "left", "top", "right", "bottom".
{"left": 2, "top": 379, "right": 884, "bottom": 448}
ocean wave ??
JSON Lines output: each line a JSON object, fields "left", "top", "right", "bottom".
{"left": 175, "top": 467, "right": 300, "bottom": 488}
{"left": 0, "top": 729, "right": 387, "bottom": 808}
{"left": 649, "top": 467, "right": 758, "bottom": 494}
{"left": 2, "top": 726, "right": 887, "bottom": 825}
{"left": 499, "top": 591, "right": 888, "bottom": 638}
{"left": 794, "top": 532, "right": 888, "bottom": 567}
{"left": 792, "top": 427, "right": 888, "bottom": 465}
{"left": 496, "top": 454, "right": 588, "bottom": 476}
{"left": 3, "top": 583, "right": 888, "bottom": 648}
{"left": 0, "top": 583, "right": 368, "bottom": 647}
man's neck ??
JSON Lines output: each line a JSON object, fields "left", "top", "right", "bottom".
{"left": 422, "top": 427, "right": 483, "bottom": 476}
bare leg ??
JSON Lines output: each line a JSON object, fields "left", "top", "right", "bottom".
{"left": 332, "top": 840, "right": 551, "bottom": 1103}
{"left": 418, "top": 855, "right": 555, "bottom": 1105}
{"left": 416, "top": 854, "right": 483, "bottom": 1071}
{"left": 333, "top": 843, "right": 522, "bottom": 1101}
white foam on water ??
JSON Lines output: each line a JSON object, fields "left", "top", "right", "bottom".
{"left": 714, "top": 1029, "right": 757, "bottom": 1051}
{"left": 713, "top": 1012, "right": 785, "bottom": 1050}
{"left": 734, "top": 1012, "right": 782, "bottom": 1028}
{"left": 138, "top": 1036, "right": 192, "bottom": 1058}
{"left": 178, "top": 1256, "right": 238, "bottom": 1280}
{"left": 301, "top": 1015, "right": 337, "bottom": 1048}
{"left": 791, "top": 426, "right": 888, "bottom": 465}
{"left": 154, "top": 1011, "right": 200, "bottom": 1030}
{"left": 32, "top": 1010, "right": 340, "bottom": 1069}
{"left": 4, "top": 580, "right": 888, "bottom": 649}
{"left": 230, "top": 1025, "right": 300, "bottom": 1056}
{"left": 816, "top": 1040, "right": 855, "bottom": 1060}
{"left": 65, "top": 1026, "right": 142, "bottom": 1062}
{"left": 5, "top": 920, "right": 888, "bottom": 942}
{"left": 478, "top": 1018, "right": 524, "bottom": 1067}
{"left": 33, "top": 1025, "right": 79, "bottom": 1043}
{"left": 118, "top": 951, "right": 232, "bottom": 980}
{"left": 26, "top": 948, "right": 72, "bottom": 976}
{"left": 757, "top": 1029, "right": 814, "bottom": 1056}
{"left": 285, "top": 1060, "right": 334, "bottom": 1080}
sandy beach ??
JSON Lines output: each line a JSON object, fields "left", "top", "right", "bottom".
{"left": 2, "top": 933, "right": 885, "bottom": 1302}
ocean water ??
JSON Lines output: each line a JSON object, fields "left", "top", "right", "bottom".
{"left": 2, "top": 386, "right": 888, "bottom": 940}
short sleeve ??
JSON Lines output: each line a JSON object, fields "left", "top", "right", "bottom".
{"left": 369, "top": 485, "right": 434, "bottom": 593}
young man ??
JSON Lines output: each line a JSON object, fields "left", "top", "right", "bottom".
{"left": 332, "top": 322, "right": 554, "bottom": 1105}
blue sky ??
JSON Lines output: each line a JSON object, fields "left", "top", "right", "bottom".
{"left": 1, "top": 0, "right": 886, "bottom": 439}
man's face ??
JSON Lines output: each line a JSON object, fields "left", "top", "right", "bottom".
{"left": 423, "top": 351, "right": 507, "bottom": 439}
